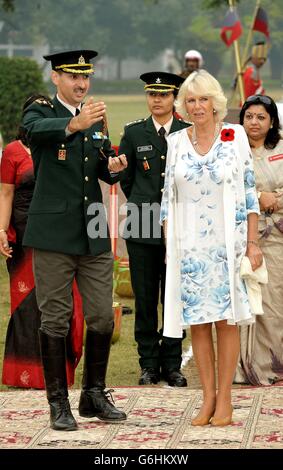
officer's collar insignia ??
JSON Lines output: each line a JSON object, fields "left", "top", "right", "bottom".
{"left": 155, "top": 77, "right": 162, "bottom": 84}
{"left": 78, "top": 55, "right": 86, "bottom": 65}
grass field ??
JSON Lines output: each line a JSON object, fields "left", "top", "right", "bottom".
{"left": 90, "top": 94, "right": 148, "bottom": 146}
{"left": 0, "top": 257, "right": 10, "bottom": 391}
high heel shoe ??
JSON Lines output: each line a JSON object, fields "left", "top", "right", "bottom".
{"left": 191, "top": 407, "right": 215, "bottom": 426}
{"left": 191, "top": 414, "right": 214, "bottom": 426}
{"left": 210, "top": 405, "right": 233, "bottom": 427}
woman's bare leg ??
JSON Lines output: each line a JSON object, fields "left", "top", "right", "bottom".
{"left": 214, "top": 320, "right": 239, "bottom": 420}
{"left": 190, "top": 323, "right": 216, "bottom": 423}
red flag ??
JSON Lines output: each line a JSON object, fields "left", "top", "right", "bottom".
{"left": 220, "top": 9, "right": 243, "bottom": 47}
{"left": 253, "top": 7, "right": 270, "bottom": 39}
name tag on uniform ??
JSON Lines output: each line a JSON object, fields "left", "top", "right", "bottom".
{"left": 137, "top": 145, "right": 152, "bottom": 152}
{"left": 58, "top": 149, "right": 66, "bottom": 160}
{"left": 268, "top": 154, "right": 283, "bottom": 162}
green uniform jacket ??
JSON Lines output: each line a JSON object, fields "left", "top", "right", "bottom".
{"left": 23, "top": 96, "right": 118, "bottom": 256}
{"left": 119, "top": 115, "right": 190, "bottom": 244}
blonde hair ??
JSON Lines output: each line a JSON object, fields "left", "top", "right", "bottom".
{"left": 176, "top": 69, "right": 227, "bottom": 121}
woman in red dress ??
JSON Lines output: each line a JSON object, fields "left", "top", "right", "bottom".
{"left": 0, "top": 95, "right": 84, "bottom": 388}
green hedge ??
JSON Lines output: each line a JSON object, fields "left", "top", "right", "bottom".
{"left": 0, "top": 57, "right": 48, "bottom": 144}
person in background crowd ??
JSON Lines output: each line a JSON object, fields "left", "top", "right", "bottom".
{"left": 22, "top": 49, "right": 127, "bottom": 431}
{"left": 236, "top": 95, "right": 283, "bottom": 386}
{"left": 243, "top": 42, "right": 268, "bottom": 100}
{"left": 119, "top": 72, "right": 189, "bottom": 387}
{"left": 179, "top": 50, "right": 203, "bottom": 79}
{"left": 0, "top": 94, "right": 84, "bottom": 389}
{"left": 161, "top": 70, "right": 262, "bottom": 426}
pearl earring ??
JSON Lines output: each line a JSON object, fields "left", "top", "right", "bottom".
{"left": 213, "top": 109, "right": 216, "bottom": 115}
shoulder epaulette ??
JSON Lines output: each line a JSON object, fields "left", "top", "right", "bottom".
{"left": 125, "top": 118, "right": 146, "bottom": 128}
{"left": 34, "top": 98, "right": 54, "bottom": 108}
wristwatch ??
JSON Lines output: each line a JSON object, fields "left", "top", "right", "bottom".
{"left": 257, "top": 191, "right": 262, "bottom": 200}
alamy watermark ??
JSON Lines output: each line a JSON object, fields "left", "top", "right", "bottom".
{"left": 86, "top": 194, "right": 196, "bottom": 246}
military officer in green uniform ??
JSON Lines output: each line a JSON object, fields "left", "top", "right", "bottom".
{"left": 23, "top": 49, "right": 127, "bottom": 431}
{"left": 119, "top": 72, "right": 190, "bottom": 386}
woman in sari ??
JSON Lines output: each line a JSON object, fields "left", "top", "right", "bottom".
{"left": 236, "top": 95, "right": 283, "bottom": 385}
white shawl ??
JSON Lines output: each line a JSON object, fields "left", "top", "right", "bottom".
{"left": 161, "top": 124, "right": 260, "bottom": 338}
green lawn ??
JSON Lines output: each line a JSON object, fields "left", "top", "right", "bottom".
{"left": 0, "top": 257, "right": 10, "bottom": 391}
{"left": 92, "top": 94, "right": 148, "bottom": 146}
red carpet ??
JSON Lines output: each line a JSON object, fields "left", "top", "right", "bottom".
{"left": 0, "top": 386, "right": 282, "bottom": 449}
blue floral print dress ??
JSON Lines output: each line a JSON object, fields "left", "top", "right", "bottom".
{"left": 160, "top": 124, "right": 260, "bottom": 334}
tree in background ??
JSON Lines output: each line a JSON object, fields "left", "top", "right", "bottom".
{"left": 204, "top": 0, "right": 283, "bottom": 81}
{"left": 0, "top": 0, "right": 14, "bottom": 10}
{"left": 0, "top": 0, "right": 225, "bottom": 77}
{"left": 0, "top": 57, "right": 47, "bottom": 143}
{"left": 0, "top": 0, "right": 282, "bottom": 81}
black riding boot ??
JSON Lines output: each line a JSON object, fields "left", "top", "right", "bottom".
{"left": 39, "top": 330, "right": 78, "bottom": 431}
{"left": 78, "top": 329, "right": 126, "bottom": 422}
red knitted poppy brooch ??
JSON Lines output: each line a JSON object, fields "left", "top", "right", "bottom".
{"left": 220, "top": 128, "right": 235, "bottom": 142}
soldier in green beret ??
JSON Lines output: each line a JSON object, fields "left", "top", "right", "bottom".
{"left": 119, "top": 72, "right": 190, "bottom": 387}
{"left": 23, "top": 49, "right": 127, "bottom": 431}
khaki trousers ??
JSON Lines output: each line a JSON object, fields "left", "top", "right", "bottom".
{"left": 33, "top": 249, "right": 114, "bottom": 337}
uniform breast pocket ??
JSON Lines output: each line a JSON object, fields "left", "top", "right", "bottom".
{"left": 55, "top": 140, "right": 76, "bottom": 165}
{"left": 92, "top": 139, "right": 104, "bottom": 149}
{"left": 136, "top": 151, "right": 157, "bottom": 175}
{"left": 91, "top": 138, "right": 108, "bottom": 160}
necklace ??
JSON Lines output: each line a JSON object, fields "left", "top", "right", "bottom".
{"left": 191, "top": 122, "right": 220, "bottom": 156}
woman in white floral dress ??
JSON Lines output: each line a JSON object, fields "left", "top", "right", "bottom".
{"left": 160, "top": 70, "right": 263, "bottom": 426}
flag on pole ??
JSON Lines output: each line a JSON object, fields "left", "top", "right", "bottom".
{"left": 220, "top": 9, "right": 243, "bottom": 47}
{"left": 252, "top": 7, "right": 270, "bottom": 39}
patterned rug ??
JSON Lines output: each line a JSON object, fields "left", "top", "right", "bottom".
{"left": 0, "top": 386, "right": 282, "bottom": 449}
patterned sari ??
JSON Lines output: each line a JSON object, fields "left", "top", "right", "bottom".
{"left": 235, "top": 140, "right": 283, "bottom": 385}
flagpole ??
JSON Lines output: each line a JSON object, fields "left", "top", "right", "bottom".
{"left": 228, "top": 0, "right": 245, "bottom": 104}
{"left": 230, "top": 0, "right": 260, "bottom": 105}
{"left": 241, "top": 0, "right": 261, "bottom": 75}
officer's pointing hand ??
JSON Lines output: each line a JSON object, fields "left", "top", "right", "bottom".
{"left": 108, "top": 154, "right": 128, "bottom": 173}
{"left": 82, "top": 97, "right": 106, "bottom": 123}
{"left": 68, "top": 97, "right": 106, "bottom": 133}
